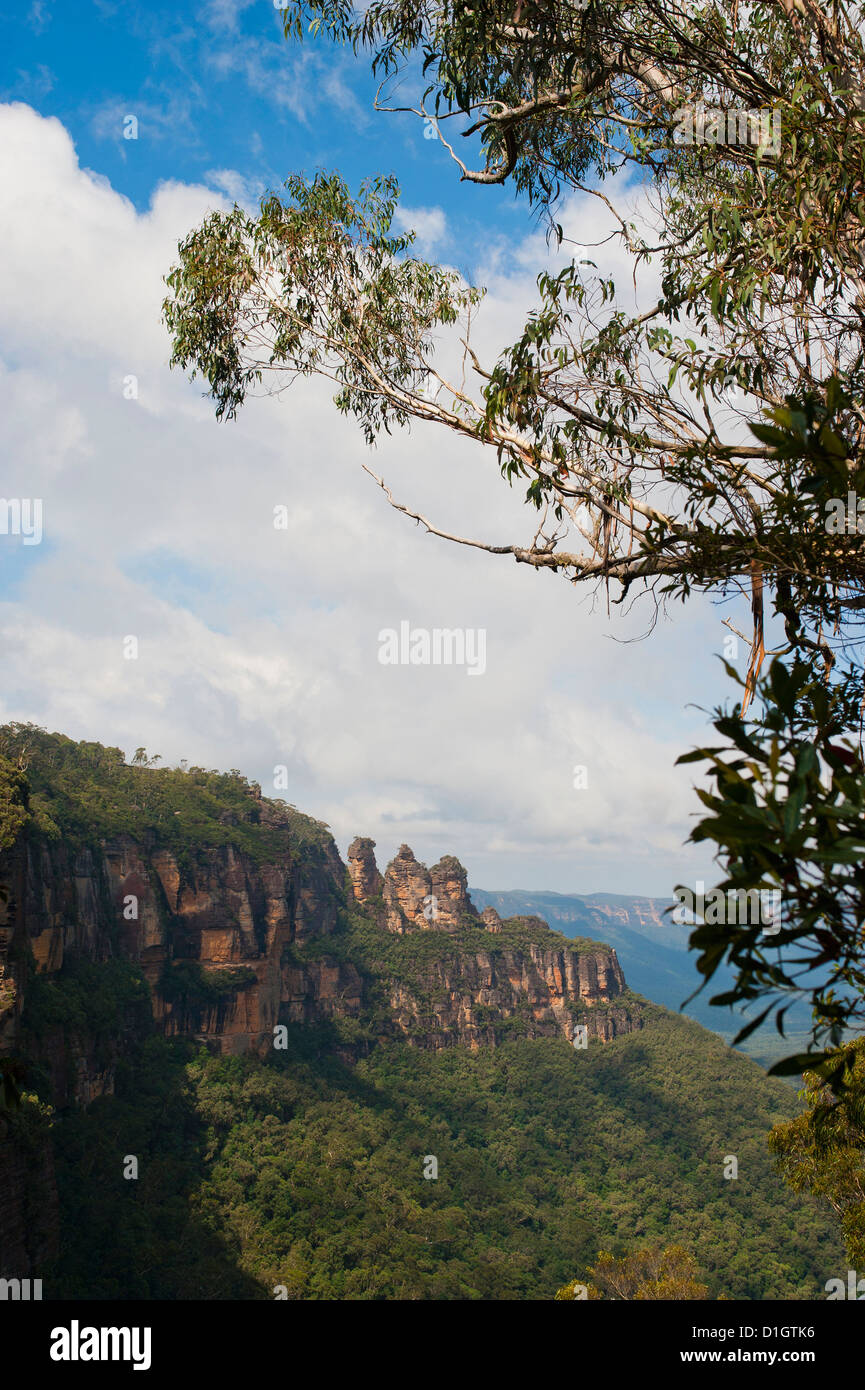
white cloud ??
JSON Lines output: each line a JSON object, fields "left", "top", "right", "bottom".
{"left": 87, "top": 93, "right": 199, "bottom": 148}
{"left": 0, "top": 102, "right": 734, "bottom": 897}
{"left": 394, "top": 204, "right": 448, "bottom": 252}
{"left": 206, "top": 38, "right": 317, "bottom": 125}
{"left": 2, "top": 64, "right": 54, "bottom": 101}
{"left": 27, "top": 1, "right": 52, "bottom": 34}
{"left": 204, "top": 167, "right": 265, "bottom": 209}
{"left": 200, "top": 0, "right": 260, "bottom": 34}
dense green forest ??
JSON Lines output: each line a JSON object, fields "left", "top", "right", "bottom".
{"left": 29, "top": 988, "right": 838, "bottom": 1300}
{"left": 0, "top": 722, "right": 332, "bottom": 862}
{"left": 6, "top": 0, "right": 865, "bottom": 1314}
{"left": 0, "top": 726, "right": 848, "bottom": 1298}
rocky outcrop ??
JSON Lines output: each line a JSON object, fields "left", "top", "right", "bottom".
{"left": 481, "top": 906, "right": 502, "bottom": 933}
{"left": 0, "top": 804, "right": 349, "bottom": 1097}
{"left": 1, "top": 803, "right": 638, "bottom": 1100}
{"left": 383, "top": 938, "right": 638, "bottom": 1050}
{"left": 347, "top": 837, "right": 383, "bottom": 903}
{"left": 429, "top": 855, "right": 478, "bottom": 929}
{"left": 382, "top": 843, "right": 435, "bottom": 932}
{"left": 347, "top": 842, "right": 637, "bottom": 1050}
{"left": 375, "top": 843, "right": 478, "bottom": 933}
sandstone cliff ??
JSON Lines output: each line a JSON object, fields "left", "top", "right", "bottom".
{"left": 0, "top": 811, "right": 353, "bottom": 1095}
{"left": 380, "top": 842, "right": 479, "bottom": 933}
{"left": 0, "top": 733, "right": 642, "bottom": 1275}
{"left": 346, "top": 836, "right": 383, "bottom": 903}
{"left": 349, "top": 842, "right": 639, "bottom": 1050}
{"left": 1, "top": 793, "right": 639, "bottom": 1088}
{"left": 0, "top": 733, "right": 643, "bottom": 1090}
{"left": 1, "top": 825, "right": 638, "bottom": 1081}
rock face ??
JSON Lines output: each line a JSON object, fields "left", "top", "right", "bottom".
{"left": 481, "top": 906, "right": 503, "bottom": 933}
{"left": 383, "top": 936, "right": 637, "bottom": 1051}
{"left": 429, "top": 855, "right": 477, "bottom": 929}
{"left": 381, "top": 844, "right": 478, "bottom": 933}
{"left": 0, "top": 740, "right": 642, "bottom": 1279}
{"left": 348, "top": 842, "right": 639, "bottom": 1050}
{"left": 346, "top": 837, "right": 383, "bottom": 903}
{"left": 383, "top": 843, "right": 435, "bottom": 932}
{"left": 2, "top": 820, "right": 639, "bottom": 1095}
{"left": 0, "top": 806, "right": 350, "bottom": 1100}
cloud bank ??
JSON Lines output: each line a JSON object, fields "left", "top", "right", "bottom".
{"left": 0, "top": 101, "right": 729, "bottom": 896}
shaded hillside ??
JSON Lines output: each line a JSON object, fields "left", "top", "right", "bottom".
{"left": 40, "top": 1005, "right": 840, "bottom": 1300}
{"left": 0, "top": 725, "right": 842, "bottom": 1298}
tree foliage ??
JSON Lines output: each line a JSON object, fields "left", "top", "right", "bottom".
{"left": 678, "top": 657, "right": 865, "bottom": 1085}
{"left": 162, "top": 2, "right": 865, "bottom": 1083}
{"left": 769, "top": 1039, "right": 865, "bottom": 1267}
{"left": 556, "top": 1242, "right": 711, "bottom": 1299}
{"left": 41, "top": 1018, "right": 838, "bottom": 1299}
{"left": 0, "top": 722, "right": 331, "bottom": 864}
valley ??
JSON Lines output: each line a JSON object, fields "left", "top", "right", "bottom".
{"left": 0, "top": 727, "right": 843, "bottom": 1299}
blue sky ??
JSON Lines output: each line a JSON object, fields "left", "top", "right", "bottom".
{"left": 4, "top": 0, "right": 523, "bottom": 255}
{"left": 0, "top": 1, "right": 741, "bottom": 897}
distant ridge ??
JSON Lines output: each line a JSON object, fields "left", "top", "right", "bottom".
{"left": 470, "top": 885, "right": 814, "bottom": 1066}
